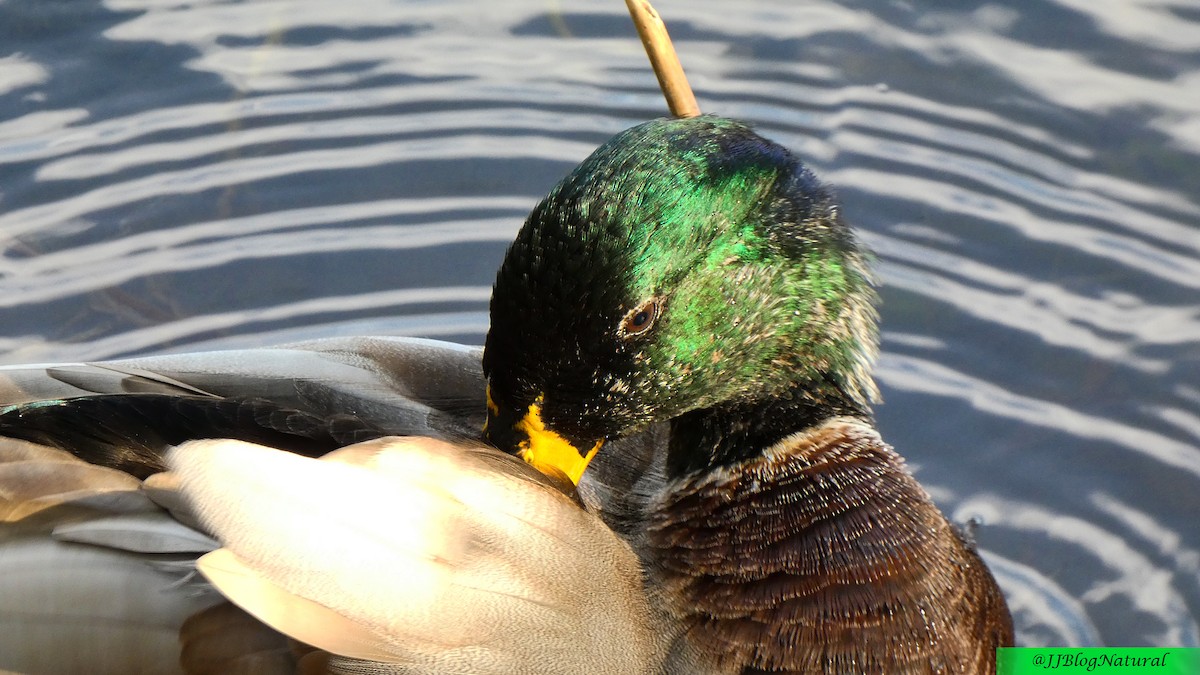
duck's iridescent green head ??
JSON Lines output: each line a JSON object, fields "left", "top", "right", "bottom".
{"left": 483, "top": 116, "right": 877, "bottom": 482}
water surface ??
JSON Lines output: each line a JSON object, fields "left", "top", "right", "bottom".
{"left": 2, "top": 0, "right": 1198, "bottom": 649}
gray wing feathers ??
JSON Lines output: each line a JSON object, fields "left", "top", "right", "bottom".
{"left": 0, "top": 337, "right": 486, "bottom": 439}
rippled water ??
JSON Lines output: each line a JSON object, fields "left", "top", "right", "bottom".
{"left": 2, "top": 0, "right": 1198, "bottom": 650}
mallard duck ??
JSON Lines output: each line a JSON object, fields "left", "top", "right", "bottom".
{"left": 0, "top": 115, "right": 1012, "bottom": 674}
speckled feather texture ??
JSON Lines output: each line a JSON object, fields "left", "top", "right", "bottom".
{"left": 647, "top": 417, "right": 1013, "bottom": 674}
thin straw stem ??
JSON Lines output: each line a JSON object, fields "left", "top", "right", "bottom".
{"left": 624, "top": 0, "right": 701, "bottom": 118}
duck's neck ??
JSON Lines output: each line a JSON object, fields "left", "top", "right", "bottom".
{"left": 665, "top": 378, "right": 867, "bottom": 478}
{"left": 648, "top": 387, "right": 1012, "bottom": 674}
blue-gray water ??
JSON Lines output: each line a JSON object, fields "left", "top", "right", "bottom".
{"left": 2, "top": 0, "right": 1198, "bottom": 650}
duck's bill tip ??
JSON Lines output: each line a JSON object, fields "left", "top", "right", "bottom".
{"left": 517, "top": 432, "right": 602, "bottom": 486}
{"left": 486, "top": 394, "right": 603, "bottom": 485}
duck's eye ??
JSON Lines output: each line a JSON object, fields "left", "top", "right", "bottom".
{"left": 620, "top": 298, "right": 660, "bottom": 338}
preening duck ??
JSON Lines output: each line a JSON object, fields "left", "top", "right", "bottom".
{"left": 0, "top": 116, "right": 1012, "bottom": 674}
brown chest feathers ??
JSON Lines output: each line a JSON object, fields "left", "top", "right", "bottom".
{"left": 645, "top": 418, "right": 1013, "bottom": 674}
